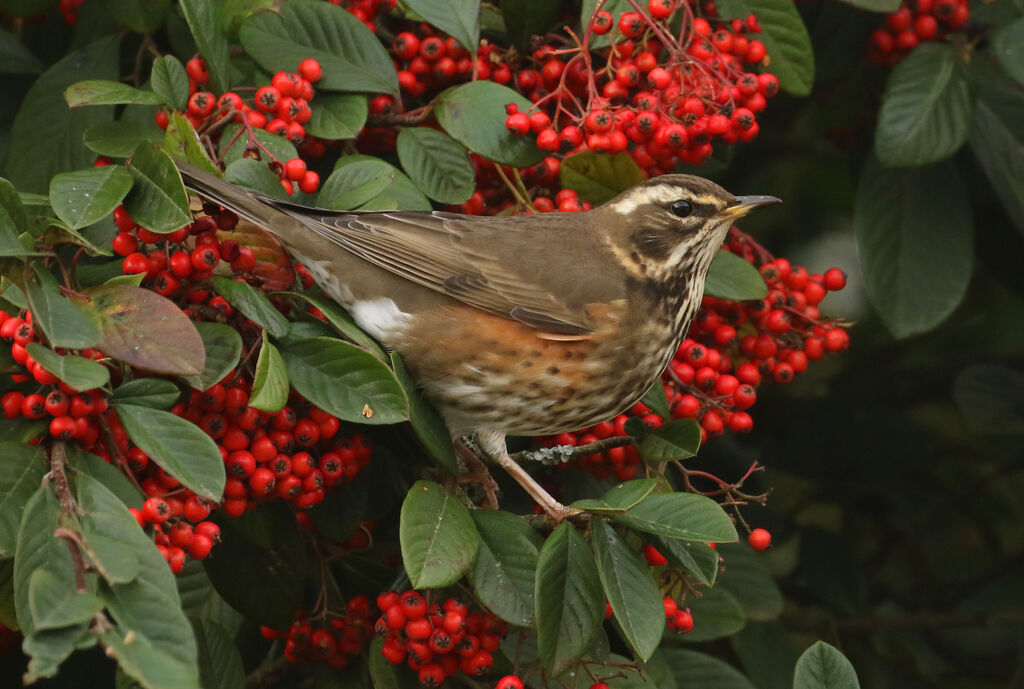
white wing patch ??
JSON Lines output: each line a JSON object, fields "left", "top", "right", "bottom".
{"left": 349, "top": 297, "right": 412, "bottom": 342}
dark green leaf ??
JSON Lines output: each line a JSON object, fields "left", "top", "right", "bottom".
{"left": 854, "top": 158, "right": 973, "bottom": 338}
{"left": 5, "top": 35, "right": 121, "bottom": 193}
{"left": 196, "top": 619, "right": 245, "bottom": 689}
{"left": 649, "top": 536, "right": 719, "bottom": 586}
{"left": 500, "top": 0, "right": 562, "bottom": 51}
{"left": 657, "top": 648, "right": 757, "bottom": 689}
{"left": 875, "top": 44, "right": 972, "bottom": 167}
{"left": 24, "top": 264, "right": 102, "bottom": 349}
{"left": 970, "top": 100, "right": 1024, "bottom": 236}
{"left": 249, "top": 332, "right": 289, "bottom": 413}
{"left": 573, "top": 479, "right": 659, "bottom": 513}
{"left": 65, "top": 80, "right": 164, "bottom": 108}
{"left": 84, "top": 121, "right": 165, "bottom": 158}
{"left": 124, "top": 141, "right": 192, "bottom": 234}
{"left": 396, "top": 127, "right": 475, "bottom": 204}
{"left": 468, "top": 510, "right": 542, "bottom": 626}
{"left": 641, "top": 380, "right": 670, "bottom": 421}
{"left": 113, "top": 404, "right": 225, "bottom": 500}
{"left": 211, "top": 277, "right": 290, "bottom": 337}
{"left": 714, "top": 0, "right": 814, "bottom": 95}
{"left": 220, "top": 123, "right": 298, "bottom": 168}
{"left": 67, "top": 446, "right": 144, "bottom": 509}
{"left": 14, "top": 487, "right": 76, "bottom": 637}
{"left": 613, "top": 492, "right": 738, "bottom": 542}
{"left": 679, "top": 585, "right": 746, "bottom": 642}
{"left": 82, "top": 284, "right": 205, "bottom": 375}
{"left": 390, "top": 352, "right": 457, "bottom": 473}
{"left": 0, "top": 27, "right": 44, "bottom": 74}
{"left": 591, "top": 519, "right": 664, "bottom": 661}
{"left": 50, "top": 165, "right": 134, "bottom": 230}
{"left": 183, "top": 322, "right": 244, "bottom": 392}
{"left": 535, "top": 522, "right": 604, "bottom": 674}
{"left": 180, "top": 0, "right": 231, "bottom": 94}
{"left": 405, "top": 0, "right": 479, "bottom": 52}
{"left": 434, "top": 81, "right": 544, "bottom": 168}
{"left": 277, "top": 290, "right": 383, "bottom": 356}
{"left": 0, "top": 442, "right": 47, "bottom": 557}
{"left": 638, "top": 419, "right": 702, "bottom": 463}
{"left": 99, "top": 0, "right": 170, "bottom": 32}
{"left": 165, "top": 114, "right": 222, "bottom": 176}
{"left": 318, "top": 159, "right": 397, "bottom": 210}
{"left": 400, "top": 480, "right": 480, "bottom": 588}
{"left": 23, "top": 624, "right": 95, "bottom": 683}
{"left": 28, "top": 569, "right": 102, "bottom": 631}
{"left": 111, "top": 379, "right": 181, "bottom": 410}
{"left": 560, "top": 152, "right": 645, "bottom": 205}
{"left": 793, "top": 641, "right": 860, "bottom": 689}
{"left": 100, "top": 627, "right": 200, "bottom": 689}
{"left": 25, "top": 343, "right": 110, "bottom": 391}
{"left": 994, "top": 19, "right": 1024, "bottom": 88}
{"left": 716, "top": 543, "right": 783, "bottom": 621}
{"left": 306, "top": 94, "right": 368, "bottom": 140}
{"left": 239, "top": 0, "right": 399, "bottom": 95}
{"left": 835, "top": 0, "right": 899, "bottom": 12}
{"left": 150, "top": 55, "right": 190, "bottom": 111}
{"left": 952, "top": 364, "right": 1024, "bottom": 436}
{"left": 280, "top": 336, "right": 408, "bottom": 425}
{"left": 224, "top": 158, "right": 291, "bottom": 200}
{"left": 705, "top": 250, "right": 769, "bottom": 300}
{"left": 368, "top": 637, "right": 422, "bottom": 689}
{"left": 76, "top": 474, "right": 144, "bottom": 584}
{"left": 0, "top": 177, "right": 35, "bottom": 256}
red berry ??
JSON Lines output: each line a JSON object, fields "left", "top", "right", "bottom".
{"left": 669, "top": 608, "right": 694, "bottom": 633}
{"left": 748, "top": 527, "right": 772, "bottom": 551}
{"left": 298, "top": 58, "right": 322, "bottom": 82}
{"left": 619, "top": 11, "right": 644, "bottom": 37}
{"left": 592, "top": 10, "right": 613, "bottom": 34}
{"left": 497, "top": 676, "right": 525, "bottom": 689}
{"left": 141, "top": 497, "right": 171, "bottom": 524}
{"left": 643, "top": 544, "right": 668, "bottom": 566}
{"left": 648, "top": 0, "right": 674, "bottom": 19}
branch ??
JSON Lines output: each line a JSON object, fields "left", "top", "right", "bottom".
{"left": 49, "top": 442, "right": 88, "bottom": 592}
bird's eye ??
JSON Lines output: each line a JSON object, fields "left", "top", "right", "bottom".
{"left": 670, "top": 199, "right": 693, "bottom": 218}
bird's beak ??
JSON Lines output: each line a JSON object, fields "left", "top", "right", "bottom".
{"left": 716, "top": 195, "right": 782, "bottom": 222}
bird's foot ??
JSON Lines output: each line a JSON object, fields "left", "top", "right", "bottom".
{"left": 454, "top": 438, "right": 500, "bottom": 510}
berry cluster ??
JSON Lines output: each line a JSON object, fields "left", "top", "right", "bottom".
{"left": 58, "top": 0, "right": 83, "bottom": 24}
{"left": 868, "top": 0, "right": 969, "bottom": 65}
{"left": 539, "top": 231, "right": 849, "bottom": 479}
{"left": 261, "top": 596, "right": 375, "bottom": 668}
{"left": 663, "top": 596, "right": 696, "bottom": 634}
{"left": 375, "top": 591, "right": 508, "bottom": 686}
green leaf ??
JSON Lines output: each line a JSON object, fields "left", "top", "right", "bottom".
{"left": 65, "top": 80, "right": 164, "bottom": 108}
{"left": 239, "top": 0, "right": 399, "bottom": 95}
{"left": 500, "top": 0, "right": 562, "bottom": 51}
{"left": 591, "top": 519, "right": 664, "bottom": 661}
{"left": 211, "top": 276, "right": 290, "bottom": 337}
{"left": 220, "top": 123, "right": 298, "bottom": 168}
{"left": 657, "top": 648, "right": 757, "bottom": 689}
{"left": 23, "top": 624, "right": 95, "bottom": 683}
{"left": 714, "top": 0, "right": 814, "bottom": 95}
{"left": 535, "top": 522, "right": 605, "bottom": 674}
{"left": 318, "top": 159, "right": 397, "bottom": 210}
{"left": 196, "top": 619, "right": 245, "bottom": 689}
{"left": 180, "top": 0, "right": 232, "bottom": 94}
{"left": 82, "top": 284, "right": 205, "bottom": 375}
{"left": 49, "top": 166, "right": 134, "bottom": 230}
{"left": 854, "top": 158, "right": 973, "bottom": 338}
{"left": 5, "top": 35, "right": 121, "bottom": 193}
{"left": 165, "top": 114, "right": 222, "bottom": 177}
{"left": 468, "top": 510, "right": 542, "bottom": 626}
{"left": 84, "top": 121, "right": 165, "bottom": 158}
{"left": 970, "top": 100, "right": 1024, "bottom": 236}
{"left": 25, "top": 343, "right": 110, "bottom": 391}
{"left": 76, "top": 474, "right": 144, "bottom": 584}
{"left": 952, "top": 364, "right": 1024, "bottom": 436}
{"left": 573, "top": 479, "right": 659, "bottom": 513}
{"left": 101, "top": 627, "right": 200, "bottom": 689}
{"left": 390, "top": 353, "right": 457, "bottom": 473}
{"left": 705, "top": 250, "right": 769, "bottom": 300}
{"left": 613, "top": 492, "right": 738, "bottom": 543}
{"left": 716, "top": 543, "right": 783, "bottom": 621}
{"left": 835, "top": 0, "right": 899, "bottom": 12}
{"left": 434, "top": 81, "right": 544, "bottom": 168}
{"left": 24, "top": 264, "right": 102, "bottom": 349}
{"left": 66, "top": 446, "right": 144, "bottom": 509}
{"left": 399, "top": 480, "right": 480, "bottom": 588}
{"left": 111, "top": 379, "right": 181, "bottom": 410}
{"left": 0, "top": 27, "right": 44, "bottom": 74}
{"left": 0, "top": 442, "right": 47, "bottom": 557}
{"left": 14, "top": 487, "right": 77, "bottom": 637}
{"left": 329, "top": 155, "right": 432, "bottom": 210}
{"left": 99, "top": 0, "right": 171, "bottom": 33}
{"left": 124, "top": 142, "right": 192, "bottom": 234}
{"left": 638, "top": 419, "right": 701, "bottom": 463}
{"left": 396, "top": 127, "right": 475, "bottom": 204}
{"left": 368, "top": 637, "right": 422, "bottom": 689}
{"left": 405, "top": 0, "right": 479, "bottom": 52}
{"left": 560, "top": 152, "right": 645, "bottom": 205}
{"left": 249, "top": 332, "right": 289, "bottom": 413}
{"left": 649, "top": 536, "right": 719, "bottom": 586}
{"left": 875, "top": 44, "right": 972, "bottom": 167}
{"left": 305, "top": 94, "right": 368, "bottom": 140}
{"left": 994, "top": 19, "right": 1024, "bottom": 88}
{"left": 28, "top": 569, "right": 102, "bottom": 631}
{"left": 224, "top": 158, "right": 291, "bottom": 200}
{"left": 680, "top": 585, "right": 746, "bottom": 642}
{"left": 641, "top": 381, "right": 670, "bottom": 421}
{"left": 0, "top": 177, "right": 36, "bottom": 256}
{"left": 150, "top": 55, "right": 190, "bottom": 111}
{"left": 280, "top": 336, "right": 409, "bottom": 425}
{"left": 113, "top": 404, "right": 225, "bottom": 500}
{"left": 278, "top": 290, "right": 384, "bottom": 356}
{"left": 793, "top": 642, "right": 860, "bottom": 689}
{"left": 183, "top": 322, "right": 243, "bottom": 392}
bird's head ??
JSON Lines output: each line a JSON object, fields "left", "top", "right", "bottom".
{"left": 595, "top": 174, "right": 780, "bottom": 282}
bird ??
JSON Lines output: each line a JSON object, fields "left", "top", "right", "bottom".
{"left": 175, "top": 160, "right": 780, "bottom": 520}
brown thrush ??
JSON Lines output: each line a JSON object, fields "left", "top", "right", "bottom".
{"left": 176, "top": 162, "right": 779, "bottom": 519}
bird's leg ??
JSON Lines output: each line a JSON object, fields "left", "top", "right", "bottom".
{"left": 475, "top": 430, "right": 583, "bottom": 522}
{"left": 453, "top": 437, "right": 500, "bottom": 510}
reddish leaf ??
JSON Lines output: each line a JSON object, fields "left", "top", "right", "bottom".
{"left": 79, "top": 285, "right": 204, "bottom": 376}
{"left": 217, "top": 220, "right": 295, "bottom": 291}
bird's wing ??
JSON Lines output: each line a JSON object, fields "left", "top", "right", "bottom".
{"left": 283, "top": 207, "right": 623, "bottom": 335}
